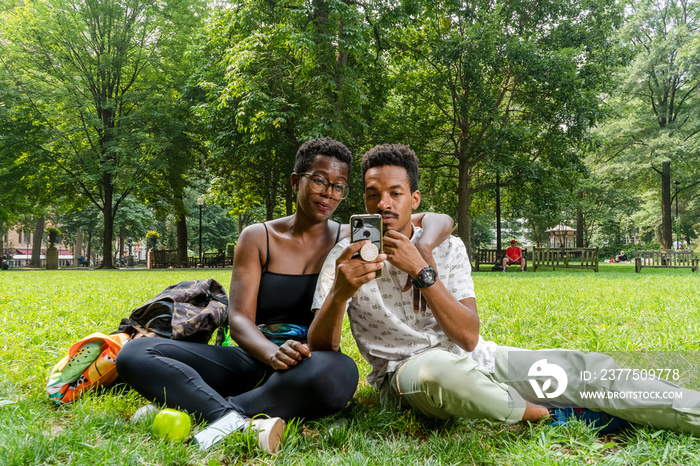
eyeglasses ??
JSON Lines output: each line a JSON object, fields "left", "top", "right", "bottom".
{"left": 298, "top": 173, "right": 351, "bottom": 200}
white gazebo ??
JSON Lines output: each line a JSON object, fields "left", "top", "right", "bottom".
{"left": 546, "top": 225, "right": 576, "bottom": 248}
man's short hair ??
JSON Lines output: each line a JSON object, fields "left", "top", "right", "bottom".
{"left": 361, "top": 144, "right": 419, "bottom": 192}
{"left": 294, "top": 137, "right": 353, "bottom": 174}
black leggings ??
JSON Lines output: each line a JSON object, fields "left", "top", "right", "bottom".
{"left": 116, "top": 337, "right": 359, "bottom": 423}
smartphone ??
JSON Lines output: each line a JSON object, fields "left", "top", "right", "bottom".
{"left": 350, "top": 214, "right": 383, "bottom": 278}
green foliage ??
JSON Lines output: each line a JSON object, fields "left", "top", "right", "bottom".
{"left": 186, "top": 200, "right": 238, "bottom": 252}
{"left": 191, "top": 0, "right": 381, "bottom": 220}
{"left": 0, "top": 63, "right": 63, "bottom": 227}
{"left": 377, "top": 0, "right": 623, "bottom": 252}
{"left": 0, "top": 0, "right": 207, "bottom": 267}
{"left": 146, "top": 231, "right": 160, "bottom": 239}
{"left": 592, "top": 0, "right": 700, "bottom": 246}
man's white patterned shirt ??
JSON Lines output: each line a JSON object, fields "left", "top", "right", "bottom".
{"left": 312, "top": 226, "right": 497, "bottom": 387}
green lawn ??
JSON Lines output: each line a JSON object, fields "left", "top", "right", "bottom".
{"left": 1, "top": 265, "right": 699, "bottom": 464}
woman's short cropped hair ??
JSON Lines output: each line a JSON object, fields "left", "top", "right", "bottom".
{"left": 294, "top": 137, "right": 353, "bottom": 174}
{"left": 361, "top": 144, "right": 419, "bottom": 192}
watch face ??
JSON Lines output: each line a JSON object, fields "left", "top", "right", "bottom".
{"left": 423, "top": 268, "right": 438, "bottom": 284}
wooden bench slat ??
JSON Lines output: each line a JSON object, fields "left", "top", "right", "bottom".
{"left": 532, "top": 247, "right": 599, "bottom": 272}
{"left": 152, "top": 249, "right": 182, "bottom": 268}
{"left": 634, "top": 250, "right": 697, "bottom": 273}
{"left": 202, "top": 252, "right": 232, "bottom": 267}
{"left": 471, "top": 248, "right": 531, "bottom": 271}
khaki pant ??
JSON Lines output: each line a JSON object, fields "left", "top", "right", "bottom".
{"left": 380, "top": 347, "right": 700, "bottom": 435}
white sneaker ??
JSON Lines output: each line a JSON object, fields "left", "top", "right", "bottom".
{"left": 250, "top": 417, "right": 285, "bottom": 454}
{"left": 191, "top": 411, "right": 247, "bottom": 450}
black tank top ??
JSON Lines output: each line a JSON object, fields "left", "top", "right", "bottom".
{"left": 255, "top": 223, "right": 341, "bottom": 326}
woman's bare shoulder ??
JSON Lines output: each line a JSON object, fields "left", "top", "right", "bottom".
{"left": 237, "top": 223, "right": 270, "bottom": 252}
{"left": 237, "top": 217, "right": 297, "bottom": 251}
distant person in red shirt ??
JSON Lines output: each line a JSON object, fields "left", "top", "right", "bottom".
{"left": 502, "top": 239, "right": 526, "bottom": 272}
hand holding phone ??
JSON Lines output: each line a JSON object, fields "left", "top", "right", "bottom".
{"left": 350, "top": 214, "right": 383, "bottom": 278}
{"left": 330, "top": 239, "right": 385, "bottom": 303}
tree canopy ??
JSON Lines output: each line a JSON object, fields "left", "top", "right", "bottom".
{"left": 593, "top": 0, "right": 700, "bottom": 248}
{"left": 2, "top": 0, "right": 699, "bottom": 258}
{"left": 1, "top": 0, "right": 206, "bottom": 266}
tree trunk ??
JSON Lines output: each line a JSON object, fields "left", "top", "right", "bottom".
{"left": 661, "top": 161, "right": 672, "bottom": 249}
{"left": 529, "top": 220, "right": 543, "bottom": 247}
{"left": 0, "top": 222, "right": 4, "bottom": 257}
{"left": 264, "top": 168, "right": 275, "bottom": 221}
{"left": 86, "top": 229, "right": 93, "bottom": 266}
{"left": 285, "top": 179, "right": 294, "bottom": 216}
{"left": 457, "top": 160, "right": 473, "bottom": 258}
{"left": 576, "top": 191, "right": 584, "bottom": 248}
{"left": 266, "top": 200, "right": 274, "bottom": 221}
{"left": 335, "top": 22, "right": 348, "bottom": 116}
{"left": 101, "top": 173, "right": 115, "bottom": 268}
{"left": 495, "top": 172, "right": 501, "bottom": 255}
{"left": 30, "top": 216, "right": 45, "bottom": 267}
{"left": 118, "top": 227, "right": 125, "bottom": 263}
{"left": 175, "top": 203, "right": 188, "bottom": 266}
{"left": 75, "top": 229, "right": 83, "bottom": 263}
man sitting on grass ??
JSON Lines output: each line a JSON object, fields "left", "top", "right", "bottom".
{"left": 502, "top": 239, "right": 526, "bottom": 272}
{"left": 309, "top": 143, "right": 700, "bottom": 436}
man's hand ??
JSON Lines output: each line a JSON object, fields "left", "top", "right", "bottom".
{"left": 383, "top": 230, "right": 429, "bottom": 277}
{"left": 331, "top": 240, "right": 386, "bottom": 303}
{"left": 392, "top": 239, "right": 439, "bottom": 314}
{"left": 384, "top": 230, "right": 435, "bottom": 313}
{"left": 269, "top": 340, "right": 311, "bottom": 370}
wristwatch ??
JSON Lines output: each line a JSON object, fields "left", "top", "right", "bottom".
{"left": 411, "top": 266, "right": 438, "bottom": 289}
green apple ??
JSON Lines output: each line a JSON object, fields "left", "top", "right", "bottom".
{"left": 152, "top": 408, "right": 192, "bottom": 442}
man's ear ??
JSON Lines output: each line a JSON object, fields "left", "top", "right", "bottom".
{"left": 411, "top": 190, "right": 421, "bottom": 210}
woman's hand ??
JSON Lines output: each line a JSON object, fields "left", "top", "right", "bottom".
{"left": 269, "top": 340, "right": 312, "bottom": 370}
{"left": 404, "top": 212, "right": 452, "bottom": 314}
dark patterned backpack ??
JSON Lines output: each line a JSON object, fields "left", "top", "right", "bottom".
{"left": 47, "top": 279, "right": 230, "bottom": 404}
{"left": 119, "top": 278, "right": 229, "bottom": 344}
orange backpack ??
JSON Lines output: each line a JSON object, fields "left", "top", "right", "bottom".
{"left": 46, "top": 332, "right": 131, "bottom": 405}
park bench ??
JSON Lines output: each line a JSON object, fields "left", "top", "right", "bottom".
{"left": 152, "top": 249, "right": 182, "bottom": 268}
{"left": 532, "top": 247, "right": 599, "bottom": 272}
{"left": 634, "top": 250, "right": 698, "bottom": 273}
{"left": 203, "top": 252, "right": 227, "bottom": 267}
{"left": 472, "top": 249, "right": 500, "bottom": 271}
{"left": 472, "top": 248, "right": 529, "bottom": 272}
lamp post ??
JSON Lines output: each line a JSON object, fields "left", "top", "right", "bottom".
{"left": 127, "top": 237, "right": 133, "bottom": 266}
{"left": 673, "top": 180, "right": 680, "bottom": 249}
{"left": 197, "top": 197, "right": 204, "bottom": 265}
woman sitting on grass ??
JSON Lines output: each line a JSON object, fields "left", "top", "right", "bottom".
{"left": 116, "top": 137, "right": 452, "bottom": 453}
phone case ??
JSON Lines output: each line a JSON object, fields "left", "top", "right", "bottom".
{"left": 350, "top": 214, "right": 383, "bottom": 278}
